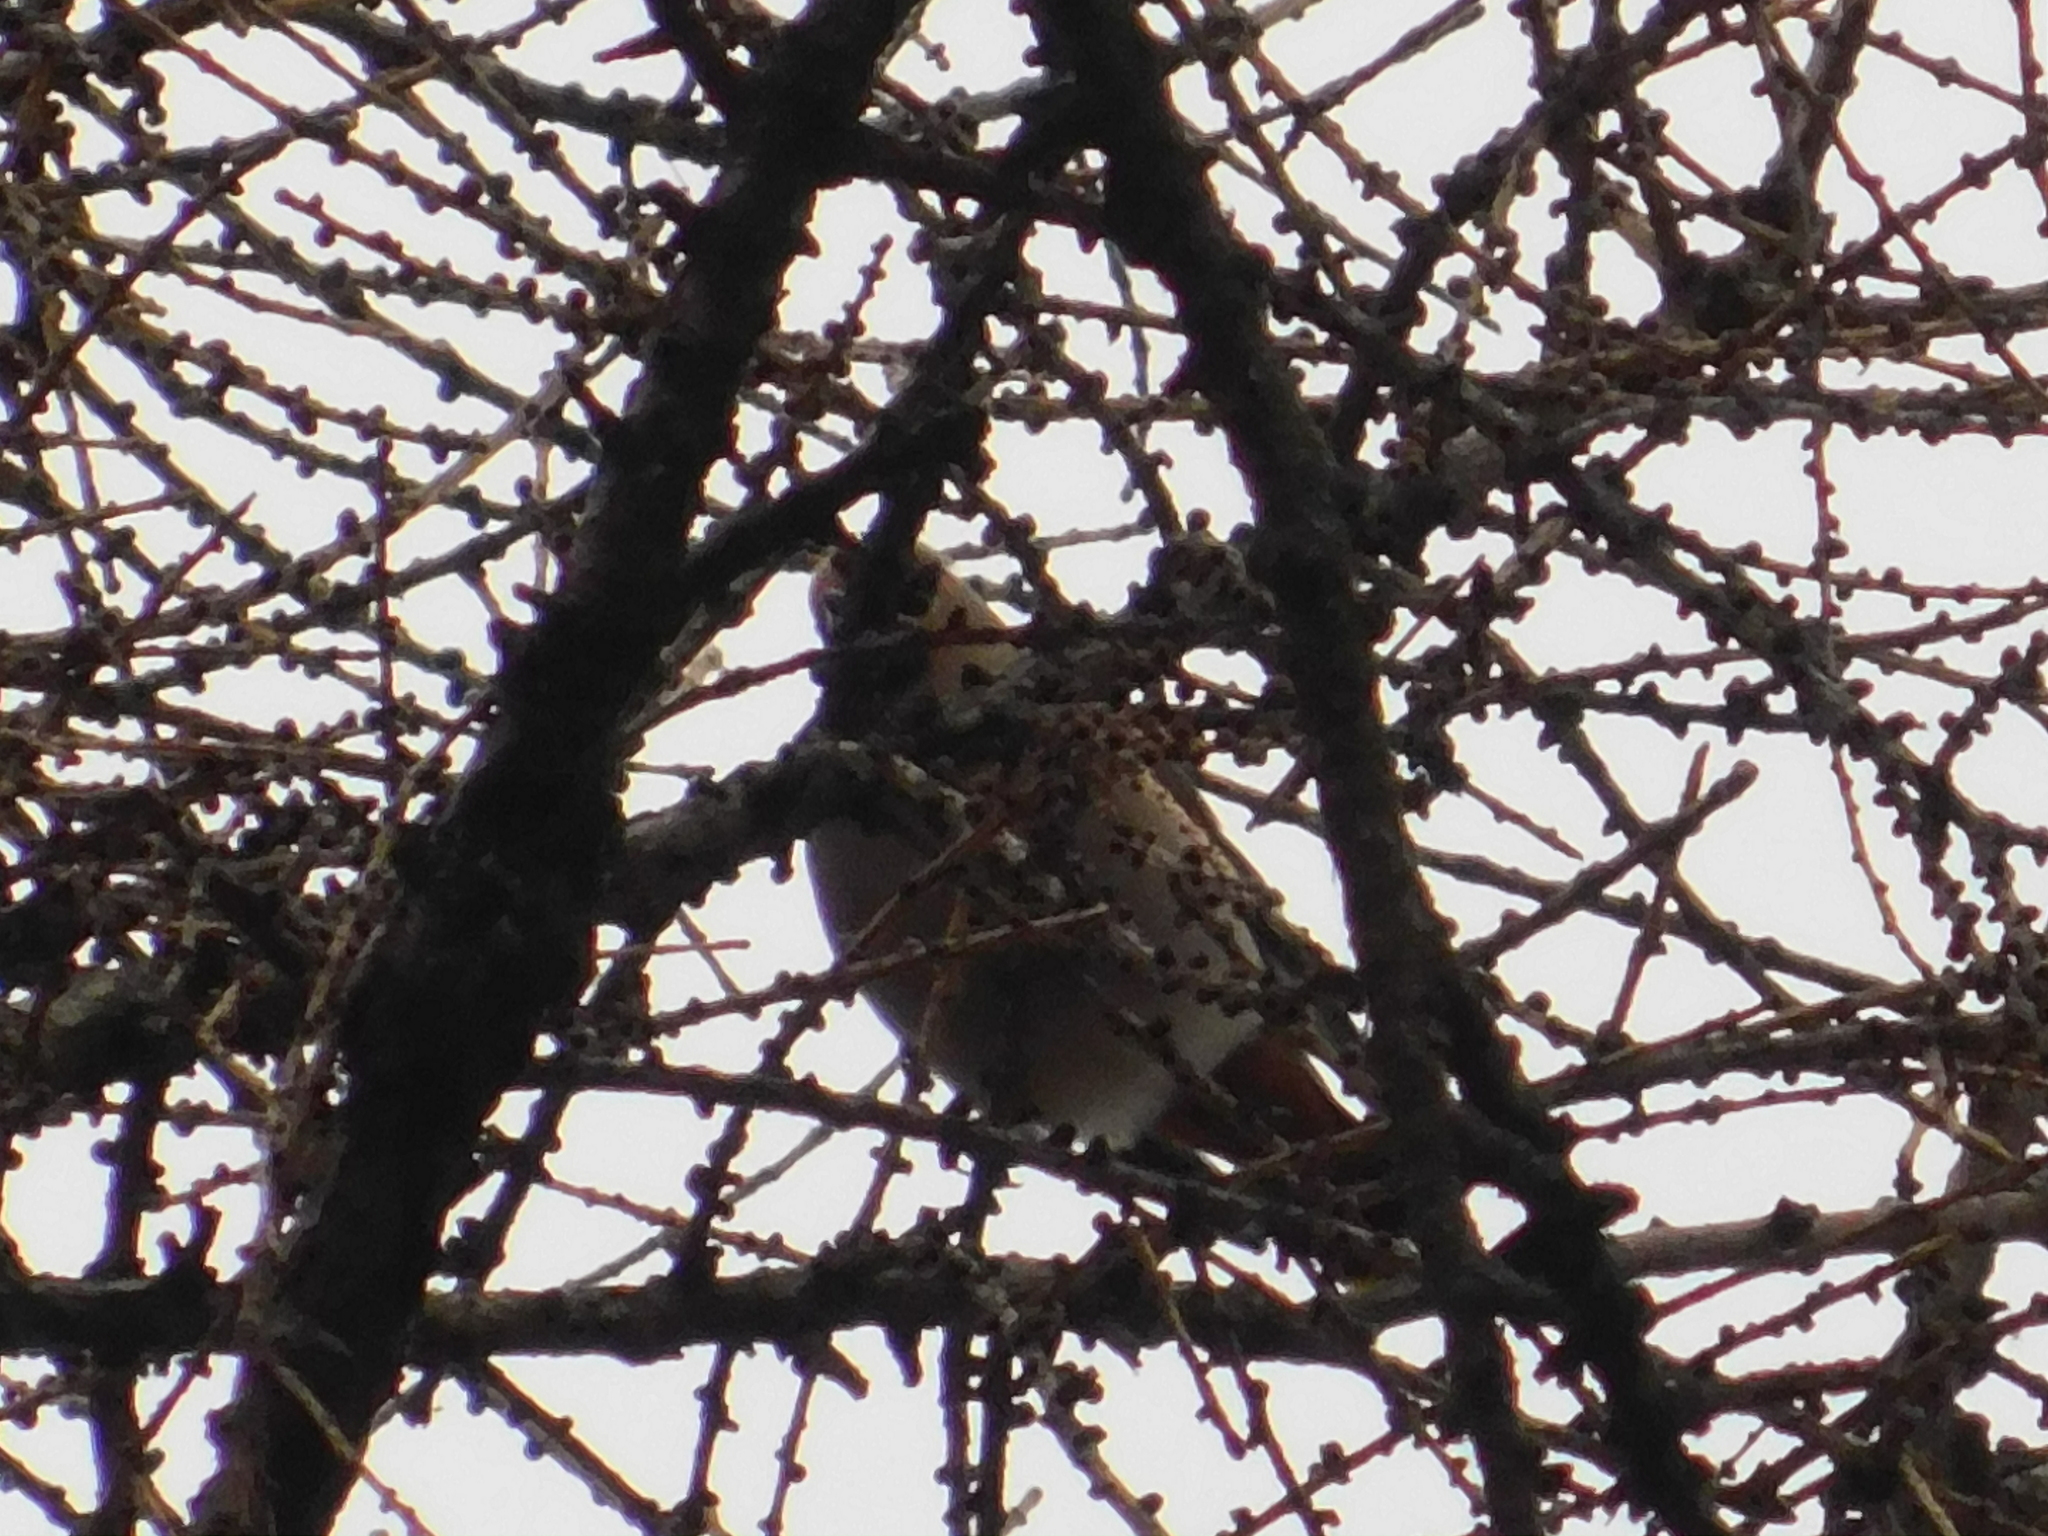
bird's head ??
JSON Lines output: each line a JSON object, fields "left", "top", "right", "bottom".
{"left": 810, "top": 546, "right": 1023, "bottom": 716}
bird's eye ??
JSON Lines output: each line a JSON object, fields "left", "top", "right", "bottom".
{"left": 900, "top": 566, "right": 941, "bottom": 620}
{"left": 809, "top": 553, "right": 853, "bottom": 639}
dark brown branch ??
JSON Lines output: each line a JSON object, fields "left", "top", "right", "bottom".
{"left": 182, "top": 2, "right": 920, "bottom": 1527}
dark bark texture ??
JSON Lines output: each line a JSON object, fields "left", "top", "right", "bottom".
{"left": 6, "top": 0, "right": 2048, "bottom": 1531}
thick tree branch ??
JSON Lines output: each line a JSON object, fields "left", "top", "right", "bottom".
{"left": 1020, "top": 2, "right": 1727, "bottom": 1529}
{"left": 181, "top": 2, "right": 918, "bottom": 1527}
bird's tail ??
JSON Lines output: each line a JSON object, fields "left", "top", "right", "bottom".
{"left": 1157, "top": 1032, "right": 1407, "bottom": 1238}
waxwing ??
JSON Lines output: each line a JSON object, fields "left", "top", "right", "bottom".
{"left": 805, "top": 546, "right": 1369, "bottom": 1169}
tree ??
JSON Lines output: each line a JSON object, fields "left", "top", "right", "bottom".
{"left": 5, "top": 0, "right": 2048, "bottom": 1530}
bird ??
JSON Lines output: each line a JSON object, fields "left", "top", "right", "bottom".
{"left": 804, "top": 543, "right": 1378, "bottom": 1181}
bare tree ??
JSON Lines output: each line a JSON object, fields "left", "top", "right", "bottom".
{"left": 6, "top": 0, "right": 2048, "bottom": 1531}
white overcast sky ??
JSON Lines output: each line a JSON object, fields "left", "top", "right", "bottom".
{"left": 6, "top": 0, "right": 2048, "bottom": 1531}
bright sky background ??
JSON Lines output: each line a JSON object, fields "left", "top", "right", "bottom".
{"left": 6, "top": 0, "right": 2048, "bottom": 1531}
